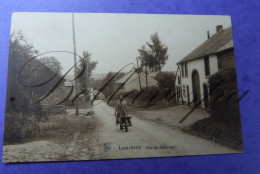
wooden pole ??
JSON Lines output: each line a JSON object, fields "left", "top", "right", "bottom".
{"left": 136, "top": 57, "right": 142, "bottom": 91}
{"left": 72, "top": 13, "right": 79, "bottom": 116}
{"left": 145, "top": 66, "right": 148, "bottom": 88}
{"left": 86, "top": 57, "right": 89, "bottom": 105}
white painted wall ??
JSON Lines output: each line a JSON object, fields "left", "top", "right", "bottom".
{"left": 209, "top": 55, "right": 219, "bottom": 75}
{"left": 175, "top": 54, "right": 218, "bottom": 109}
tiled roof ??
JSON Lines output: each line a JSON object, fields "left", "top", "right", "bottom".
{"left": 178, "top": 27, "right": 233, "bottom": 64}
{"left": 216, "top": 40, "right": 234, "bottom": 52}
{"left": 115, "top": 71, "right": 158, "bottom": 87}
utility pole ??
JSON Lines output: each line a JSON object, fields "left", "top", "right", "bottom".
{"left": 145, "top": 66, "right": 148, "bottom": 88}
{"left": 86, "top": 57, "right": 89, "bottom": 90}
{"left": 72, "top": 13, "right": 79, "bottom": 116}
{"left": 85, "top": 57, "right": 89, "bottom": 105}
{"left": 136, "top": 57, "right": 142, "bottom": 91}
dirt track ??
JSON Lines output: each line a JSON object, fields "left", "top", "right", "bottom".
{"left": 2, "top": 101, "right": 240, "bottom": 163}
{"left": 91, "top": 101, "right": 240, "bottom": 160}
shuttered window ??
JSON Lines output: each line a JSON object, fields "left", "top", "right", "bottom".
{"left": 204, "top": 56, "right": 210, "bottom": 76}
{"left": 185, "top": 62, "right": 188, "bottom": 76}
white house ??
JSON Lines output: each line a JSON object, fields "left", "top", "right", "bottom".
{"left": 175, "top": 25, "right": 236, "bottom": 109}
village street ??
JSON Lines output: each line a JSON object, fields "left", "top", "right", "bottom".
{"left": 90, "top": 101, "right": 239, "bottom": 159}
{"left": 3, "top": 101, "right": 239, "bottom": 163}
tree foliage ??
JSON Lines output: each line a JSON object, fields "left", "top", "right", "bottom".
{"left": 208, "top": 68, "right": 241, "bottom": 123}
{"left": 7, "top": 31, "right": 40, "bottom": 113}
{"left": 92, "top": 72, "right": 125, "bottom": 98}
{"left": 138, "top": 32, "right": 169, "bottom": 72}
{"left": 154, "top": 72, "right": 176, "bottom": 90}
{"left": 77, "top": 51, "right": 98, "bottom": 91}
{"left": 5, "top": 31, "right": 64, "bottom": 144}
{"left": 7, "top": 31, "right": 63, "bottom": 113}
{"left": 39, "top": 56, "right": 63, "bottom": 75}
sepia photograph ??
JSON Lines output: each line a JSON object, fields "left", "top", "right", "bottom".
{"left": 3, "top": 13, "right": 244, "bottom": 163}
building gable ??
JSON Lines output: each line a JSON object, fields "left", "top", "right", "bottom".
{"left": 178, "top": 27, "right": 233, "bottom": 64}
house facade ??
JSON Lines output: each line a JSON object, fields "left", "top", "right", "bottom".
{"left": 175, "top": 25, "right": 236, "bottom": 109}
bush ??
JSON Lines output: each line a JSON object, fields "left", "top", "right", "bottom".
{"left": 189, "top": 117, "right": 243, "bottom": 149}
{"left": 208, "top": 68, "right": 241, "bottom": 123}
{"left": 4, "top": 113, "right": 40, "bottom": 145}
{"left": 154, "top": 71, "right": 176, "bottom": 90}
{"left": 185, "top": 68, "right": 243, "bottom": 150}
{"left": 39, "top": 105, "right": 66, "bottom": 120}
{"left": 113, "top": 86, "right": 176, "bottom": 107}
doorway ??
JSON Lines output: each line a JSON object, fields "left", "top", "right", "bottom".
{"left": 192, "top": 70, "right": 201, "bottom": 107}
{"left": 203, "top": 84, "right": 209, "bottom": 109}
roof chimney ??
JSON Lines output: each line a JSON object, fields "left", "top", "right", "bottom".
{"left": 207, "top": 30, "right": 210, "bottom": 39}
{"left": 216, "top": 25, "right": 223, "bottom": 33}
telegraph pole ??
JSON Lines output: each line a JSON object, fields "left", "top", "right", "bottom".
{"left": 72, "top": 13, "right": 79, "bottom": 116}
{"left": 136, "top": 57, "right": 142, "bottom": 91}
{"left": 85, "top": 57, "right": 89, "bottom": 105}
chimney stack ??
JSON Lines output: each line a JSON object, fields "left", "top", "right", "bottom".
{"left": 216, "top": 25, "right": 223, "bottom": 33}
{"left": 207, "top": 30, "right": 210, "bottom": 39}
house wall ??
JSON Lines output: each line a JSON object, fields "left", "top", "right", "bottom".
{"left": 115, "top": 80, "right": 141, "bottom": 93}
{"left": 115, "top": 73, "right": 158, "bottom": 93}
{"left": 209, "top": 55, "right": 219, "bottom": 75}
{"left": 125, "top": 78, "right": 142, "bottom": 92}
{"left": 176, "top": 54, "right": 219, "bottom": 109}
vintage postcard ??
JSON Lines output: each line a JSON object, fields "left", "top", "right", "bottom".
{"left": 3, "top": 13, "right": 244, "bottom": 163}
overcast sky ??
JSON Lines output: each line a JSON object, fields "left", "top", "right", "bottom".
{"left": 11, "top": 13, "right": 231, "bottom": 75}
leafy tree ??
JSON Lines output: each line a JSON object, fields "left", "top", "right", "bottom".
{"left": 7, "top": 31, "right": 64, "bottom": 113}
{"left": 77, "top": 51, "right": 98, "bottom": 101}
{"left": 5, "top": 31, "right": 64, "bottom": 144}
{"left": 208, "top": 68, "right": 240, "bottom": 123}
{"left": 39, "top": 56, "right": 63, "bottom": 75}
{"left": 138, "top": 32, "right": 169, "bottom": 87}
{"left": 146, "top": 32, "right": 169, "bottom": 71}
{"left": 137, "top": 46, "right": 150, "bottom": 87}
{"left": 91, "top": 78, "right": 103, "bottom": 90}
{"left": 98, "top": 72, "right": 125, "bottom": 98}
{"left": 7, "top": 31, "right": 40, "bottom": 113}
{"left": 154, "top": 72, "right": 176, "bottom": 90}
{"left": 138, "top": 32, "right": 168, "bottom": 71}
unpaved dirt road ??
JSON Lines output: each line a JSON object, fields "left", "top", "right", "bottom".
{"left": 3, "top": 101, "right": 240, "bottom": 163}
{"left": 91, "top": 101, "right": 240, "bottom": 160}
